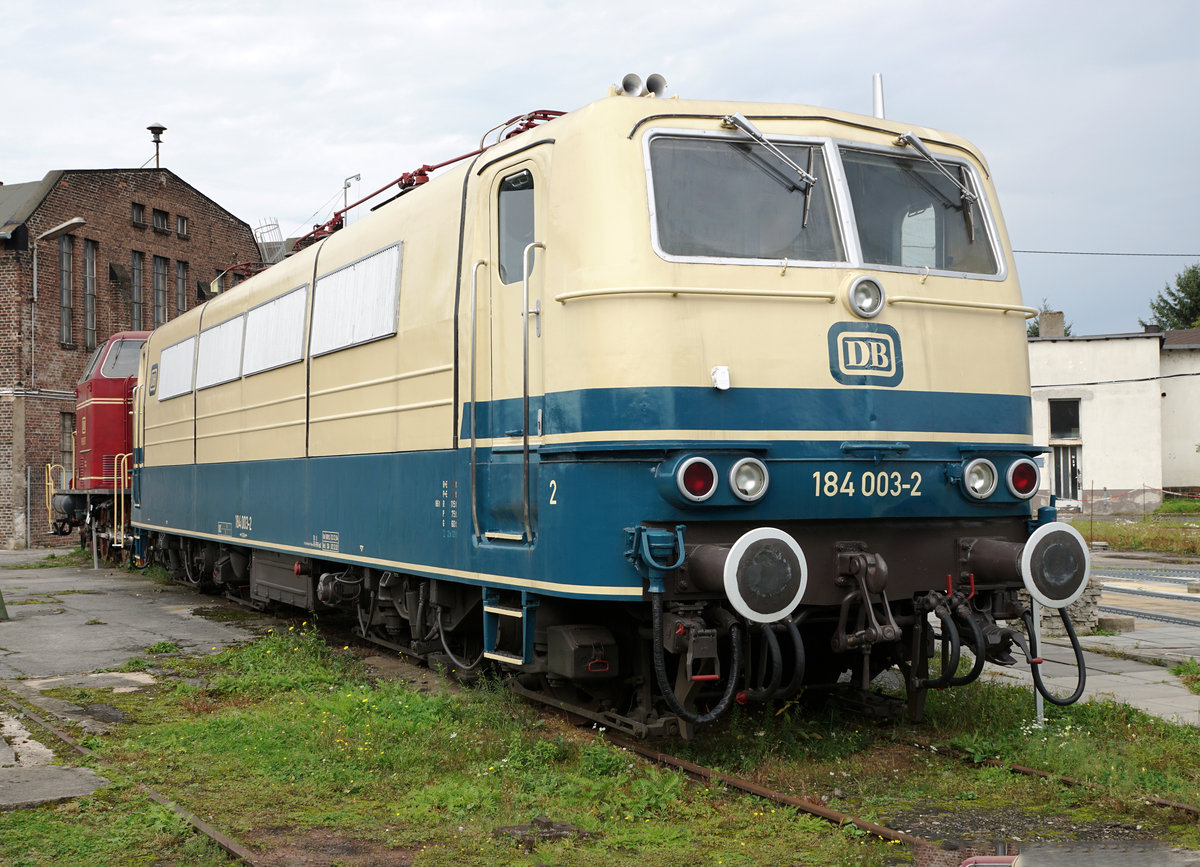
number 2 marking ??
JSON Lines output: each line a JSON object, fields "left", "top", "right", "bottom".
{"left": 548, "top": 479, "right": 558, "bottom": 505}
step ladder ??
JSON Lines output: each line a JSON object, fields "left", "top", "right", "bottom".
{"left": 482, "top": 588, "right": 539, "bottom": 665}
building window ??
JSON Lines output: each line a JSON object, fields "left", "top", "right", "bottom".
{"left": 153, "top": 255, "right": 168, "bottom": 327}
{"left": 131, "top": 250, "right": 144, "bottom": 329}
{"left": 176, "top": 215, "right": 189, "bottom": 238}
{"left": 60, "top": 413, "right": 75, "bottom": 482}
{"left": 131, "top": 202, "right": 146, "bottom": 226}
{"left": 152, "top": 209, "right": 169, "bottom": 233}
{"left": 59, "top": 235, "right": 74, "bottom": 344}
{"left": 176, "top": 261, "right": 188, "bottom": 315}
{"left": 1049, "top": 399, "right": 1081, "bottom": 440}
{"left": 84, "top": 240, "right": 98, "bottom": 350}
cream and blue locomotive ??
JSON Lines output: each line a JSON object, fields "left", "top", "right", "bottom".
{"left": 132, "top": 79, "right": 1090, "bottom": 736}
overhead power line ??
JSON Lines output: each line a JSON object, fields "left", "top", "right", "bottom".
{"left": 1031, "top": 371, "right": 1200, "bottom": 388}
{"left": 1016, "top": 249, "right": 1200, "bottom": 257}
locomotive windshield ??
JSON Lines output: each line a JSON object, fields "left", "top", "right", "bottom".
{"left": 80, "top": 338, "right": 145, "bottom": 383}
{"left": 839, "top": 148, "right": 998, "bottom": 274}
{"left": 648, "top": 136, "right": 844, "bottom": 262}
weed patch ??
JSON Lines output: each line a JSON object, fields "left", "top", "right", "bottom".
{"left": 1171, "top": 658, "right": 1200, "bottom": 695}
{"left": 1069, "top": 517, "right": 1200, "bottom": 557}
{"left": 7, "top": 548, "right": 91, "bottom": 569}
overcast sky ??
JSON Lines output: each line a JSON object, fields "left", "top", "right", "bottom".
{"left": 3, "top": 1, "right": 1196, "bottom": 335}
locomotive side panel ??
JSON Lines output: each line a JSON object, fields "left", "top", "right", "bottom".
{"left": 307, "top": 178, "right": 463, "bottom": 458}
{"left": 194, "top": 253, "right": 315, "bottom": 464}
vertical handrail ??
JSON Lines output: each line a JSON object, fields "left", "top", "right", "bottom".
{"left": 520, "top": 241, "right": 544, "bottom": 544}
{"left": 44, "top": 463, "right": 65, "bottom": 528}
{"left": 115, "top": 453, "right": 131, "bottom": 548}
{"left": 469, "top": 258, "right": 487, "bottom": 540}
{"left": 130, "top": 384, "right": 141, "bottom": 508}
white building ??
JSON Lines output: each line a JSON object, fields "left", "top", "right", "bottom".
{"left": 1028, "top": 324, "right": 1200, "bottom": 514}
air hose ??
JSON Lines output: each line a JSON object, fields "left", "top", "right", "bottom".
{"left": 919, "top": 609, "right": 961, "bottom": 690}
{"left": 771, "top": 614, "right": 807, "bottom": 700}
{"left": 947, "top": 609, "right": 987, "bottom": 687}
{"left": 650, "top": 592, "right": 743, "bottom": 725}
{"left": 1023, "top": 607, "right": 1087, "bottom": 706}
{"left": 744, "top": 622, "right": 783, "bottom": 702}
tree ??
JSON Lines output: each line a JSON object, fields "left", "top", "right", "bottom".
{"left": 1026, "top": 298, "right": 1073, "bottom": 337}
{"left": 1144, "top": 263, "right": 1200, "bottom": 331}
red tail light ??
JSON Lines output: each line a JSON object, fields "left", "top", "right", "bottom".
{"left": 677, "top": 457, "right": 718, "bottom": 502}
{"left": 1007, "top": 459, "right": 1039, "bottom": 499}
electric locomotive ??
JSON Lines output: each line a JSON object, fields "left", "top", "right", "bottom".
{"left": 131, "top": 78, "right": 1090, "bottom": 736}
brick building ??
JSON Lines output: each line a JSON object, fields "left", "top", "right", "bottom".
{"left": 0, "top": 168, "right": 260, "bottom": 548}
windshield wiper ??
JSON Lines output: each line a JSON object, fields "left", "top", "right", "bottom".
{"left": 896, "top": 131, "right": 977, "bottom": 242}
{"left": 722, "top": 112, "right": 818, "bottom": 227}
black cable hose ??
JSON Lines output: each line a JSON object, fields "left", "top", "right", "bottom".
{"left": 745, "top": 622, "right": 782, "bottom": 702}
{"left": 947, "top": 610, "right": 987, "bottom": 687}
{"left": 919, "top": 611, "right": 960, "bottom": 690}
{"left": 436, "top": 607, "right": 485, "bottom": 672}
{"left": 1023, "top": 607, "right": 1087, "bottom": 706}
{"left": 650, "top": 593, "right": 743, "bottom": 725}
{"left": 772, "top": 615, "right": 807, "bottom": 700}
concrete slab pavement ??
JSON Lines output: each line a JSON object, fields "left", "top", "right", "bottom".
{"left": 980, "top": 549, "right": 1200, "bottom": 726}
{"left": 0, "top": 549, "right": 263, "bottom": 810}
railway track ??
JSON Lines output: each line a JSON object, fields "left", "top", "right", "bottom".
{"left": 8, "top": 601, "right": 1199, "bottom": 867}
{"left": 1092, "top": 565, "right": 1200, "bottom": 628}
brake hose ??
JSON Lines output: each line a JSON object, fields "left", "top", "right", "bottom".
{"left": 772, "top": 614, "right": 807, "bottom": 700}
{"left": 650, "top": 592, "right": 743, "bottom": 725}
{"left": 919, "top": 609, "right": 961, "bottom": 690}
{"left": 1023, "top": 607, "right": 1087, "bottom": 706}
{"left": 947, "top": 609, "right": 987, "bottom": 687}
{"left": 744, "top": 622, "right": 782, "bottom": 702}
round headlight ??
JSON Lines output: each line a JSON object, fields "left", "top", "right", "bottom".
{"left": 1007, "top": 458, "right": 1040, "bottom": 499}
{"left": 847, "top": 276, "right": 885, "bottom": 319}
{"left": 963, "top": 458, "right": 999, "bottom": 500}
{"left": 677, "top": 456, "right": 718, "bottom": 502}
{"left": 729, "top": 457, "right": 769, "bottom": 502}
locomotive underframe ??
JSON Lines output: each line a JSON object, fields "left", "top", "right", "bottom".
{"left": 145, "top": 511, "right": 1044, "bottom": 737}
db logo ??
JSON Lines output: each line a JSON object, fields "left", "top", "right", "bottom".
{"left": 827, "top": 323, "right": 904, "bottom": 387}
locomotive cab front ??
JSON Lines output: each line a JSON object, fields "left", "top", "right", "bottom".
{"left": 50, "top": 331, "right": 149, "bottom": 551}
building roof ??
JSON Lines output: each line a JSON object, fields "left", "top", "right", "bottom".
{"left": 1029, "top": 327, "right": 1200, "bottom": 349}
{"left": 0, "top": 172, "right": 62, "bottom": 239}
{"left": 1029, "top": 331, "right": 1163, "bottom": 342}
{"left": 0, "top": 168, "right": 254, "bottom": 241}
{"left": 1163, "top": 328, "right": 1200, "bottom": 349}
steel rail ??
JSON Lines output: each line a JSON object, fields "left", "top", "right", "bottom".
{"left": 1102, "top": 585, "right": 1200, "bottom": 605}
{"left": 1097, "top": 605, "right": 1200, "bottom": 629}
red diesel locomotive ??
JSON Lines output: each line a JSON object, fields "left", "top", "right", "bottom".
{"left": 49, "top": 331, "right": 149, "bottom": 559}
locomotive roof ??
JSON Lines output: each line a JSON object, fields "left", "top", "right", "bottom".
{"left": 556, "top": 93, "right": 989, "bottom": 166}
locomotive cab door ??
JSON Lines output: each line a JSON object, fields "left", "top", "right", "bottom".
{"left": 470, "top": 154, "right": 550, "bottom": 543}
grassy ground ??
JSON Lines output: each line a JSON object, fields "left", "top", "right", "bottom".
{"left": 1158, "top": 498, "right": 1200, "bottom": 516}
{"left": 1068, "top": 515, "right": 1200, "bottom": 557}
{"left": 5, "top": 547, "right": 92, "bottom": 569}
{"left": 3, "top": 624, "right": 1200, "bottom": 866}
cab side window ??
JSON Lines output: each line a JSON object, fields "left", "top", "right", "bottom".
{"left": 497, "top": 170, "right": 535, "bottom": 284}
